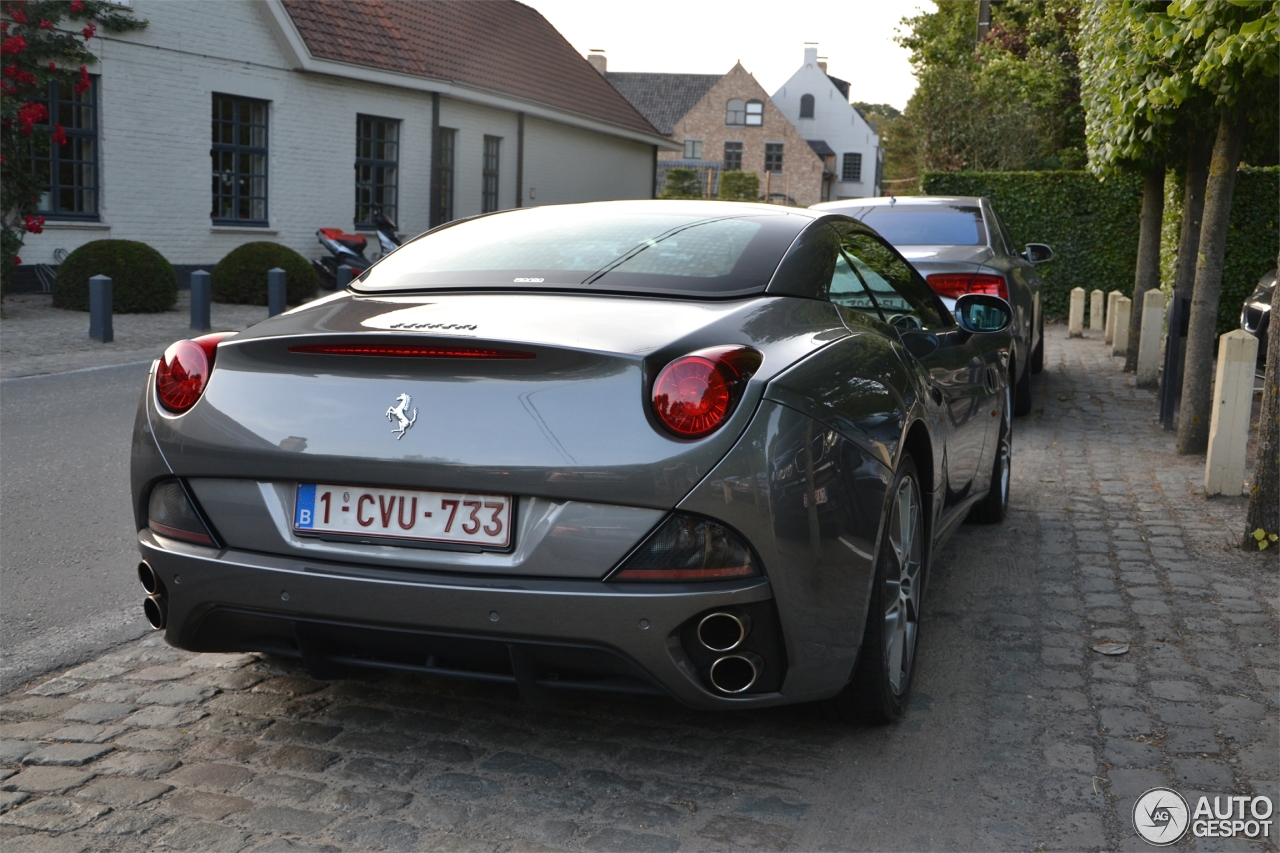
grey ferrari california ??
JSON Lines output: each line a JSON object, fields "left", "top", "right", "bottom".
{"left": 131, "top": 200, "right": 1014, "bottom": 723}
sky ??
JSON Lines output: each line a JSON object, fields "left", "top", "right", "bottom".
{"left": 524, "top": 0, "right": 935, "bottom": 111}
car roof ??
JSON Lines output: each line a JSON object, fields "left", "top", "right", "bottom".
{"left": 810, "top": 196, "right": 985, "bottom": 211}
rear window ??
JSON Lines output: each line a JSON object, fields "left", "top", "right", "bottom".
{"left": 846, "top": 205, "right": 985, "bottom": 246}
{"left": 353, "top": 206, "right": 807, "bottom": 298}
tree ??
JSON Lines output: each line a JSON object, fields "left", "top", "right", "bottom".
{"left": 1244, "top": 255, "right": 1279, "bottom": 550}
{"left": 1, "top": 0, "right": 144, "bottom": 279}
{"left": 717, "top": 170, "right": 759, "bottom": 202}
{"left": 660, "top": 168, "right": 702, "bottom": 200}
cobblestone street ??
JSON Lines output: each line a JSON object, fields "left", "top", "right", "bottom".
{"left": 0, "top": 325, "right": 1275, "bottom": 852}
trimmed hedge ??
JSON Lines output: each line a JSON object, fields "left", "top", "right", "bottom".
{"left": 52, "top": 240, "right": 177, "bottom": 313}
{"left": 212, "top": 242, "right": 318, "bottom": 306}
{"left": 921, "top": 168, "right": 1280, "bottom": 332}
{"left": 921, "top": 171, "right": 1143, "bottom": 320}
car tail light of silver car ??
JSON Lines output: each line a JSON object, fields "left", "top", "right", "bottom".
{"left": 926, "top": 272, "right": 1010, "bottom": 302}
{"left": 652, "top": 346, "right": 762, "bottom": 438}
{"left": 607, "top": 513, "right": 759, "bottom": 582}
{"left": 155, "top": 332, "right": 234, "bottom": 413}
{"left": 147, "top": 479, "right": 215, "bottom": 547}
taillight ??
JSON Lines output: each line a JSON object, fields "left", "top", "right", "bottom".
{"left": 155, "top": 332, "right": 233, "bottom": 413}
{"left": 147, "top": 479, "right": 215, "bottom": 546}
{"left": 289, "top": 343, "right": 534, "bottom": 359}
{"left": 652, "top": 346, "right": 762, "bottom": 438}
{"left": 927, "top": 273, "right": 1009, "bottom": 301}
{"left": 609, "top": 514, "right": 759, "bottom": 582}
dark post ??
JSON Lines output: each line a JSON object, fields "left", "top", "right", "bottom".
{"left": 1159, "top": 294, "right": 1191, "bottom": 430}
{"left": 88, "top": 274, "right": 113, "bottom": 343}
{"left": 267, "top": 267, "right": 286, "bottom": 317}
{"left": 190, "top": 269, "right": 211, "bottom": 332}
{"left": 336, "top": 264, "right": 353, "bottom": 290}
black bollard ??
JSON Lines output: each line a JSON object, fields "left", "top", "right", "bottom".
{"left": 190, "top": 270, "right": 211, "bottom": 332}
{"left": 268, "top": 267, "right": 286, "bottom": 317}
{"left": 89, "top": 274, "right": 113, "bottom": 343}
{"left": 336, "top": 264, "right": 353, "bottom": 290}
{"left": 1159, "top": 295, "right": 1191, "bottom": 430}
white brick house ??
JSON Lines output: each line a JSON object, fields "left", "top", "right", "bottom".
{"left": 16, "top": 0, "right": 672, "bottom": 278}
{"left": 771, "top": 47, "right": 882, "bottom": 200}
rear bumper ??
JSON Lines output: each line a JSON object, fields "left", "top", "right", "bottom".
{"left": 138, "top": 531, "right": 823, "bottom": 710}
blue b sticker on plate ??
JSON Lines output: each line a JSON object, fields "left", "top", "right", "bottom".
{"left": 295, "top": 483, "right": 316, "bottom": 529}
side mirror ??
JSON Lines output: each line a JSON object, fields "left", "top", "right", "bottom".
{"left": 1024, "top": 243, "right": 1054, "bottom": 264}
{"left": 955, "top": 293, "right": 1012, "bottom": 335}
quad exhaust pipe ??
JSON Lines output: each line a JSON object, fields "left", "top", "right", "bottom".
{"left": 709, "top": 652, "right": 762, "bottom": 693}
{"left": 696, "top": 610, "right": 751, "bottom": 652}
{"left": 138, "top": 561, "right": 167, "bottom": 630}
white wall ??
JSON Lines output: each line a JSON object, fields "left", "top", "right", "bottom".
{"left": 772, "top": 49, "right": 881, "bottom": 199}
{"left": 22, "top": 0, "right": 656, "bottom": 269}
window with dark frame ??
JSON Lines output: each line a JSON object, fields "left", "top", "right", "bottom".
{"left": 355, "top": 115, "right": 399, "bottom": 227}
{"left": 33, "top": 77, "right": 98, "bottom": 219}
{"left": 842, "top": 152, "right": 862, "bottom": 182}
{"left": 764, "top": 143, "right": 783, "bottom": 173}
{"left": 745, "top": 99, "right": 764, "bottom": 126}
{"left": 437, "top": 127, "right": 456, "bottom": 223}
{"left": 725, "top": 99, "right": 745, "bottom": 125}
{"left": 799, "top": 94, "right": 815, "bottom": 118}
{"left": 211, "top": 94, "right": 268, "bottom": 224}
{"left": 723, "top": 141, "right": 743, "bottom": 171}
{"left": 482, "top": 135, "right": 501, "bottom": 214}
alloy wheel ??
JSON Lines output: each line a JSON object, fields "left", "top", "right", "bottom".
{"left": 884, "top": 474, "right": 923, "bottom": 695}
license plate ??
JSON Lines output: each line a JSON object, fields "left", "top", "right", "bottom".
{"left": 293, "top": 483, "right": 512, "bottom": 548}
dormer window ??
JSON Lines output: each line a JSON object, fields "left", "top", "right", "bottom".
{"left": 799, "top": 94, "right": 814, "bottom": 118}
{"left": 726, "top": 99, "right": 745, "bottom": 125}
{"left": 745, "top": 99, "right": 763, "bottom": 126}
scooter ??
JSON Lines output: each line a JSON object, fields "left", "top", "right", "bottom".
{"left": 313, "top": 207, "right": 402, "bottom": 289}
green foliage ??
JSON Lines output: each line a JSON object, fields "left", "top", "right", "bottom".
{"left": 52, "top": 239, "right": 176, "bottom": 313}
{"left": 852, "top": 102, "right": 902, "bottom": 120}
{"left": 661, "top": 168, "right": 703, "bottom": 199}
{"left": 212, "top": 242, "right": 318, "bottom": 306}
{"left": 925, "top": 167, "right": 1279, "bottom": 332}
{"left": 717, "top": 170, "right": 759, "bottom": 201}
{"left": 0, "top": 1, "right": 146, "bottom": 276}
{"left": 922, "top": 170, "right": 1143, "bottom": 319}
{"left": 896, "top": 0, "right": 1085, "bottom": 173}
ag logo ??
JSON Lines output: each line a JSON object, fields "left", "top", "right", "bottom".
{"left": 1134, "top": 787, "right": 1190, "bottom": 845}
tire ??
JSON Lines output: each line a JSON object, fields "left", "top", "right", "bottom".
{"left": 1030, "top": 313, "right": 1045, "bottom": 375}
{"left": 968, "top": 382, "right": 1012, "bottom": 524}
{"left": 832, "top": 455, "right": 925, "bottom": 725}
{"left": 1013, "top": 356, "right": 1033, "bottom": 416}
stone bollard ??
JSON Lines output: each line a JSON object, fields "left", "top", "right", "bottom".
{"left": 1090, "top": 289, "right": 1105, "bottom": 332}
{"left": 1136, "top": 289, "right": 1165, "bottom": 387}
{"left": 1111, "top": 296, "right": 1132, "bottom": 357}
{"left": 1068, "top": 287, "right": 1086, "bottom": 337}
{"left": 336, "top": 264, "right": 354, "bottom": 290}
{"left": 1205, "top": 330, "right": 1261, "bottom": 496}
{"left": 1105, "top": 290, "right": 1122, "bottom": 345}
{"left": 268, "top": 267, "right": 286, "bottom": 317}
{"left": 190, "top": 270, "right": 212, "bottom": 332}
{"left": 89, "top": 274, "right": 113, "bottom": 343}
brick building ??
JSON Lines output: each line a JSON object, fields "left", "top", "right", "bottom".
{"left": 603, "top": 62, "right": 825, "bottom": 207}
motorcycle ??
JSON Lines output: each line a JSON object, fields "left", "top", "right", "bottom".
{"left": 313, "top": 207, "right": 402, "bottom": 289}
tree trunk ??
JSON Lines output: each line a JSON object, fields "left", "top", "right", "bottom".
{"left": 1173, "top": 137, "right": 1212, "bottom": 302}
{"left": 1125, "top": 166, "right": 1165, "bottom": 372}
{"left": 1243, "top": 254, "right": 1280, "bottom": 549}
{"left": 1176, "top": 111, "right": 1248, "bottom": 454}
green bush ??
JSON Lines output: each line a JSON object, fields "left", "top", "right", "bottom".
{"left": 661, "top": 168, "right": 703, "bottom": 199}
{"left": 212, "top": 242, "right": 318, "bottom": 306}
{"left": 922, "top": 170, "right": 1143, "bottom": 321}
{"left": 718, "top": 170, "right": 760, "bottom": 201}
{"left": 52, "top": 240, "right": 177, "bottom": 313}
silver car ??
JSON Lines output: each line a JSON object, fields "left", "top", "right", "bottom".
{"left": 812, "top": 196, "right": 1051, "bottom": 415}
{"left": 131, "top": 200, "right": 1015, "bottom": 723}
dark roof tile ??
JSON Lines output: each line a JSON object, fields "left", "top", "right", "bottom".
{"left": 603, "top": 72, "right": 722, "bottom": 135}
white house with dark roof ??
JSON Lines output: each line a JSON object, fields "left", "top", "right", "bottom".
{"left": 12, "top": 0, "right": 674, "bottom": 287}
{"left": 772, "top": 46, "right": 882, "bottom": 199}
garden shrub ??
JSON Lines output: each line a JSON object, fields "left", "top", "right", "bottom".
{"left": 661, "top": 168, "right": 703, "bottom": 199}
{"left": 212, "top": 241, "right": 318, "bottom": 306}
{"left": 718, "top": 170, "right": 760, "bottom": 201}
{"left": 52, "top": 240, "right": 177, "bottom": 313}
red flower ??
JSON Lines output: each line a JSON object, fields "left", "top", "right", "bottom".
{"left": 9, "top": 5, "right": 27, "bottom": 24}
{"left": 14, "top": 257, "right": 22, "bottom": 266}
{"left": 70, "top": 0, "right": 85, "bottom": 12}
{"left": 48, "top": 61, "right": 56, "bottom": 71}
{"left": 1, "top": 35, "right": 28, "bottom": 56}
{"left": 24, "top": 214, "right": 45, "bottom": 234}
{"left": 39, "top": 19, "right": 52, "bottom": 29}
{"left": 52, "top": 123, "right": 66, "bottom": 145}
{"left": 81, "top": 22, "right": 95, "bottom": 40}
{"left": 16, "top": 100, "right": 48, "bottom": 134}
{"left": 74, "top": 64, "right": 89, "bottom": 93}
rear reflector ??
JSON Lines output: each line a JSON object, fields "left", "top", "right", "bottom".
{"left": 609, "top": 513, "right": 759, "bottom": 582}
{"left": 148, "top": 480, "right": 215, "bottom": 546}
{"left": 289, "top": 344, "right": 535, "bottom": 359}
{"left": 926, "top": 273, "right": 1009, "bottom": 301}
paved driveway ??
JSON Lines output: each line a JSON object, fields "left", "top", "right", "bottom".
{"left": 0, "top": 326, "right": 1275, "bottom": 852}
